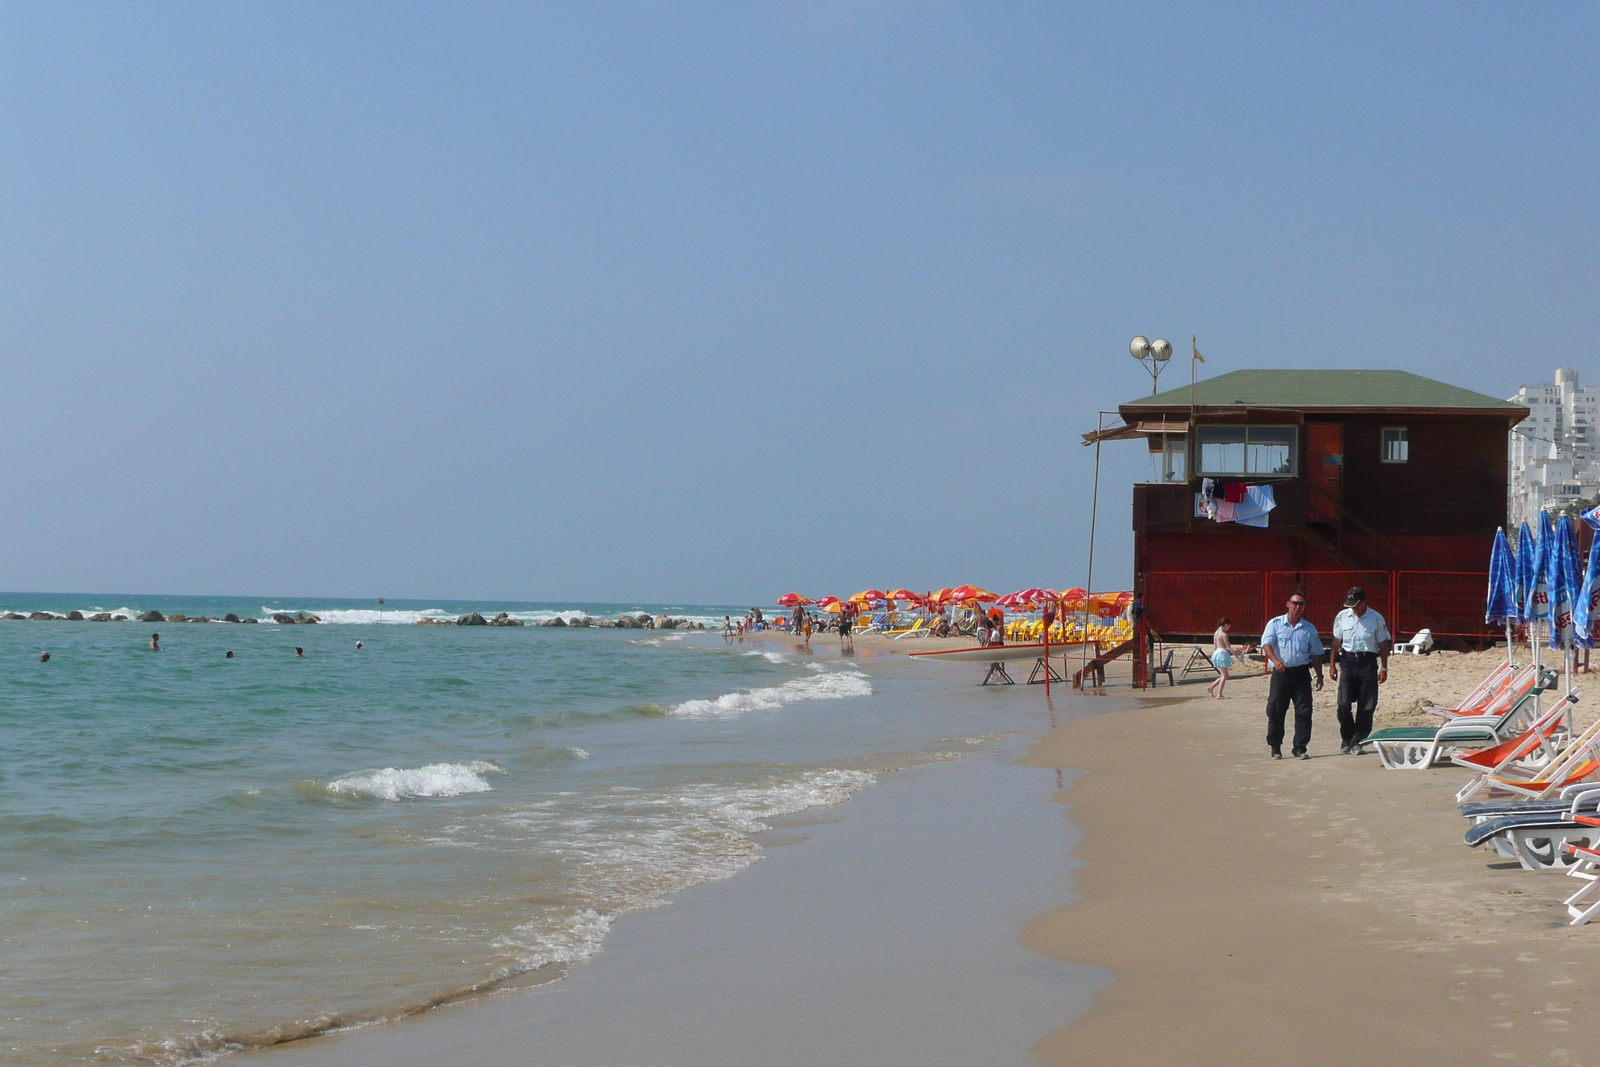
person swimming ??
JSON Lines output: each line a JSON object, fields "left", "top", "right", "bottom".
{"left": 226, "top": 650, "right": 234, "bottom": 659}
{"left": 355, "top": 641, "right": 363, "bottom": 650}
{"left": 38, "top": 651, "right": 50, "bottom": 662}
{"left": 149, "top": 633, "right": 161, "bottom": 651}
{"left": 294, "top": 647, "right": 304, "bottom": 657}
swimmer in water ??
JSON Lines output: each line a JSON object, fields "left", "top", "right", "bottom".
{"left": 149, "top": 633, "right": 161, "bottom": 651}
{"left": 294, "top": 647, "right": 304, "bottom": 657}
{"left": 355, "top": 641, "right": 363, "bottom": 650}
{"left": 39, "top": 651, "right": 50, "bottom": 662}
{"left": 226, "top": 650, "right": 234, "bottom": 658}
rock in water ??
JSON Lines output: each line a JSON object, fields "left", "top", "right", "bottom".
{"left": 29, "top": 612, "right": 59, "bottom": 621}
{"left": 223, "top": 613, "right": 241, "bottom": 623}
{"left": 3, "top": 612, "right": 24, "bottom": 620}
{"left": 458, "top": 612, "right": 489, "bottom": 626}
{"left": 537, "top": 616, "right": 566, "bottom": 627}
{"left": 241, "top": 617, "right": 258, "bottom": 623}
{"left": 295, "top": 613, "right": 319, "bottom": 624}
{"left": 65, "top": 611, "right": 85, "bottom": 621}
{"left": 138, "top": 610, "right": 165, "bottom": 622}
{"left": 89, "top": 613, "right": 112, "bottom": 622}
{"left": 272, "top": 614, "right": 296, "bottom": 624}
{"left": 167, "top": 614, "right": 189, "bottom": 623}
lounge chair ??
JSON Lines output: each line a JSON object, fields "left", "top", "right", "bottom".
{"left": 1358, "top": 676, "right": 1559, "bottom": 770}
{"left": 1462, "top": 785, "right": 1600, "bottom": 870}
{"left": 1560, "top": 845, "right": 1600, "bottom": 922}
{"left": 1459, "top": 710, "right": 1600, "bottom": 803}
{"left": 1427, "top": 661, "right": 1543, "bottom": 720}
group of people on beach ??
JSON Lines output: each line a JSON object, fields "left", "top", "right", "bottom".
{"left": 1209, "top": 585, "right": 1391, "bottom": 760}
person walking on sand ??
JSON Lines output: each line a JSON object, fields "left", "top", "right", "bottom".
{"left": 1261, "top": 594, "right": 1325, "bottom": 760}
{"left": 149, "top": 633, "right": 161, "bottom": 652}
{"left": 1330, "top": 585, "right": 1391, "bottom": 754}
{"left": 1205, "top": 617, "right": 1250, "bottom": 699}
{"left": 839, "top": 608, "right": 854, "bottom": 650}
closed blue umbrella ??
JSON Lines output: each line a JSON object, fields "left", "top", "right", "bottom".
{"left": 1515, "top": 520, "right": 1536, "bottom": 623}
{"left": 1527, "top": 512, "right": 1554, "bottom": 623}
{"left": 1487, "top": 528, "right": 1517, "bottom": 624}
{"left": 1574, "top": 532, "right": 1600, "bottom": 649}
{"left": 1552, "top": 515, "right": 1582, "bottom": 651}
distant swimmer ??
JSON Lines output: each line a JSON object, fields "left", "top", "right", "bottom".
{"left": 355, "top": 641, "right": 363, "bottom": 650}
{"left": 39, "top": 651, "right": 50, "bottom": 662}
{"left": 226, "top": 650, "right": 234, "bottom": 659}
{"left": 294, "top": 647, "right": 304, "bottom": 657}
{"left": 149, "top": 633, "right": 161, "bottom": 651}
{"left": 378, "top": 598, "right": 386, "bottom": 605}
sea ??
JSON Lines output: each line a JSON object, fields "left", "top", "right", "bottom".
{"left": 0, "top": 594, "right": 1063, "bottom": 1066}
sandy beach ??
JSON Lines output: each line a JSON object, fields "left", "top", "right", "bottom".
{"left": 1024, "top": 646, "right": 1600, "bottom": 1065}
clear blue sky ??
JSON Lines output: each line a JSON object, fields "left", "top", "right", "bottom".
{"left": 1, "top": 3, "right": 1595, "bottom": 603}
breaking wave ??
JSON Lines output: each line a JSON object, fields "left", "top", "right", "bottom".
{"left": 326, "top": 761, "right": 504, "bottom": 800}
{"left": 669, "top": 669, "right": 872, "bottom": 718}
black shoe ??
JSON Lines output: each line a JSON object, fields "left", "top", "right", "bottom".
{"left": 1270, "top": 747, "right": 1282, "bottom": 759}
{"left": 1339, "top": 743, "right": 1352, "bottom": 755}
{"left": 1293, "top": 749, "right": 1309, "bottom": 760}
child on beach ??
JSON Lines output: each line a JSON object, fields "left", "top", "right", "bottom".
{"left": 1206, "top": 617, "right": 1249, "bottom": 699}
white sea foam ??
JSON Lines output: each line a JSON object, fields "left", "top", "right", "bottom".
{"left": 568, "top": 748, "right": 590, "bottom": 759}
{"left": 668, "top": 668, "right": 872, "bottom": 719}
{"left": 743, "top": 650, "right": 790, "bottom": 664}
{"left": 327, "top": 761, "right": 504, "bottom": 800}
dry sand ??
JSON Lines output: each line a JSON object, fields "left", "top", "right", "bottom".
{"left": 1020, "top": 648, "right": 1600, "bottom": 1065}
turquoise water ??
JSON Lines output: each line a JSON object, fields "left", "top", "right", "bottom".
{"left": 0, "top": 596, "right": 1051, "bottom": 1066}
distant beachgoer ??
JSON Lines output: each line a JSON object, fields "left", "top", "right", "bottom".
{"left": 355, "top": 641, "right": 363, "bottom": 650}
{"left": 294, "top": 647, "right": 304, "bottom": 657}
{"left": 226, "top": 650, "right": 234, "bottom": 658}
{"left": 1206, "top": 617, "right": 1249, "bottom": 699}
{"left": 39, "top": 651, "right": 50, "bottom": 662}
{"left": 378, "top": 598, "right": 386, "bottom": 604}
{"left": 149, "top": 633, "right": 161, "bottom": 651}
{"left": 802, "top": 612, "right": 813, "bottom": 646}
{"left": 839, "top": 611, "right": 854, "bottom": 650}
{"left": 975, "top": 613, "right": 992, "bottom": 647}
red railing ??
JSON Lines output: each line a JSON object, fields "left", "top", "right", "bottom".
{"left": 1142, "top": 569, "right": 1491, "bottom": 639}
{"left": 1144, "top": 572, "right": 1267, "bottom": 636}
{"left": 1267, "top": 571, "right": 1392, "bottom": 636}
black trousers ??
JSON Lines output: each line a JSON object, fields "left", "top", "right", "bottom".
{"left": 1266, "top": 664, "right": 1315, "bottom": 752}
{"left": 1336, "top": 655, "right": 1380, "bottom": 745}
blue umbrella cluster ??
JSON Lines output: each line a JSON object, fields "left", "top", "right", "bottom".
{"left": 1497, "top": 515, "right": 1600, "bottom": 650}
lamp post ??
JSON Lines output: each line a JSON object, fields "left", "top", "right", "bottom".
{"left": 1130, "top": 336, "right": 1173, "bottom": 395}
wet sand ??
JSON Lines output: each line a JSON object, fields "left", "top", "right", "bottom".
{"left": 1023, "top": 648, "right": 1600, "bottom": 1065}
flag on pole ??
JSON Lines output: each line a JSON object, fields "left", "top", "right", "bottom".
{"left": 1192, "top": 337, "right": 1205, "bottom": 363}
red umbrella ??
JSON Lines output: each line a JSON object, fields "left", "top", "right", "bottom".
{"left": 776, "top": 593, "right": 816, "bottom": 607}
{"left": 889, "top": 588, "right": 928, "bottom": 605}
{"left": 816, "top": 596, "right": 840, "bottom": 607}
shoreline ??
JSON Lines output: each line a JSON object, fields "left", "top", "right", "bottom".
{"left": 1020, "top": 651, "right": 1600, "bottom": 1064}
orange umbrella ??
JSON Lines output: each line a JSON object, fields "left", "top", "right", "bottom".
{"left": 888, "top": 588, "right": 927, "bottom": 605}
{"left": 776, "top": 593, "right": 815, "bottom": 607}
{"left": 931, "top": 587, "right": 955, "bottom": 604}
{"left": 947, "top": 585, "right": 998, "bottom": 603}
{"left": 850, "top": 589, "right": 888, "bottom": 604}
{"left": 822, "top": 601, "right": 845, "bottom": 614}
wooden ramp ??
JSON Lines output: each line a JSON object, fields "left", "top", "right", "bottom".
{"left": 1072, "top": 638, "right": 1136, "bottom": 687}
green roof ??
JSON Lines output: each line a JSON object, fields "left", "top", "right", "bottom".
{"left": 1122, "top": 369, "right": 1525, "bottom": 413}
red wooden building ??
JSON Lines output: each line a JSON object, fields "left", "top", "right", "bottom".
{"left": 1086, "top": 370, "right": 1529, "bottom": 644}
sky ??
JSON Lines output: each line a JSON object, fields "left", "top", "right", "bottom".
{"left": 1, "top": 3, "right": 1597, "bottom": 604}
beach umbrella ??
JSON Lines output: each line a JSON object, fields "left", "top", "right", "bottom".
{"left": 947, "top": 585, "right": 998, "bottom": 603}
{"left": 776, "top": 593, "right": 815, "bottom": 607}
{"left": 1526, "top": 514, "right": 1552, "bottom": 624}
{"left": 850, "top": 589, "right": 888, "bottom": 604}
{"left": 1551, "top": 515, "right": 1580, "bottom": 651}
{"left": 1574, "top": 533, "right": 1600, "bottom": 648}
{"left": 1515, "top": 521, "right": 1537, "bottom": 624}
{"left": 888, "top": 589, "right": 928, "bottom": 606}
{"left": 1486, "top": 528, "right": 1516, "bottom": 624}
{"left": 816, "top": 596, "right": 839, "bottom": 607}
{"left": 822, "top": 601, "right": 844, "bottom": 614}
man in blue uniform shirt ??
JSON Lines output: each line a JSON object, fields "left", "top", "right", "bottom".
{"left": 1261, "top": 593, "right": 1325, "bottom": 759}
{"left": 1329, "top": 585, "right": 1390, "bottom": 754}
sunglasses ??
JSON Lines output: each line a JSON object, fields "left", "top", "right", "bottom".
{"left": 1288, "top": 600, "right": 1306, "bottom": 607}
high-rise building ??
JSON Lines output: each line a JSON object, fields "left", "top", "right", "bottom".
{"left": 1507, "top": 368, "right": 1600, "bottom": 524}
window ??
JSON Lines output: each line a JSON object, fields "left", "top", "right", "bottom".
{"left": 1196, "top": 425, "right": 1296, "bottom": 476}
{"left": 1382, "top": 427, "right": 1409, "bottom": 463}
{"left": 1159, "top": 435, "right": 1186, "bottom": 482}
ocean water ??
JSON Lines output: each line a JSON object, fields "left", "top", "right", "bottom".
{"left": 0, "top": 595, "right": 1056, "bottom": 1066}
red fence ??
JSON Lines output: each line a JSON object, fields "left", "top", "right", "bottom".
{"left": 1144, "top": 569, "right": 1492, "bottom": 639}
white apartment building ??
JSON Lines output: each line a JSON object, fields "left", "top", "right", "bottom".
{"left": 1507, "top": 368, "right": 1600, "bottom": 524}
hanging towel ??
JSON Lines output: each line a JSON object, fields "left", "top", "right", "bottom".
{"left": 1224, "top": 482, "right": 1247, "bottom": 503}
{"left": 1200, "top": 478, "right": 1218, "bottom": 519}
{"left": 1214, "top": 500, "right": 1237, "bottom": 523}
{"left": 1232, "top": 485, "right": 1277, "bottom": 528}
